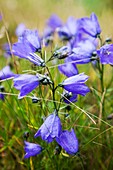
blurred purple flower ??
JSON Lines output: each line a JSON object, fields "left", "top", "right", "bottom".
{"left": 97, "top": 44, "right": 113, "bottom": 65}
{"left": 24, "top": 141, "right": 43, "bottom": 158}
{"left": 58, "top": 57, "right": 78, "bottom": 77}
{"left": 15, "top": 23, "right": 26, "bottom": 37}
{"left": 3, "top": 43, "right": 12, "bottom": 58}
{"left": 57, "top": 17, "right": 81, "bottom": 40}
{"left": 34, "top": 111, "right": 62, "bottom": 143}
{"left": 12, "top": 42, "right": 45, "bottom": 66}
{"left": 46, "top": 14, "right": 62, "bottom": 30}
{"left": 43, "top": 14, "right": 62, "bottom": 46}
{"left": 0, "top": 66, "right": 15, "bottom": 80}
{"left": 56, "top": 129, "right": 79, "bottom": 155}
{"left": 69, "top": 39, "right": 97, "bottom": 64}
{"left": 60, "top": 73, "right": 90, "bottom": 96}
{"left": 81, "top": 12, "right": 101, "bottom": 38}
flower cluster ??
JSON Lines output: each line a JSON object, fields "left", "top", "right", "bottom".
{"left": 1, "top": 12, "right": 112, "bottom": 159}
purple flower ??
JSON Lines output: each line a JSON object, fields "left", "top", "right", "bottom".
{"left": 97, "top": 44, "right": 113, "bottom": 65}
{"left": 57, "top": 17, "right": 81, "bottom": 40}
{"left": 12, "top": 42, "right": 45, "bottom": 66}
{"left": 43, "top": 14, "right": 62, "bottom": 46}
{"left": 60, "top": 73, "right": 90, "bottom": 96}
{"left": 81, "top": 13, "right": 101, "bottom": 38}
{"left": 34, "top": 111, "right": 62, "bottom": 143}
{"left": 24, "top": 141, "right": 43, "bottom": 158}
{"left": 58, "top": 57, "right": 78, "bottom": 77}
{"left": 56, "top": 129, "right": 79, "bottom": 155}
{"left": 46, "top": 14, "right": 62, "bottom": 30}
{"left": 14, "top": 74, "right": 39, "bottom": 99}
{"left": 0, "top": 66, "right": 15, "bottom": 80}
{"left": 21, "top": 29, "right": 41, "bottom": 52}
{"left": 13, "top": 73, "right": 52, "bottom": 99}
{"left": 15, "top": 23, "right": 26, "bottom": 37}
{"left": 69, "top": 39, "right": 97, "bottom": 64}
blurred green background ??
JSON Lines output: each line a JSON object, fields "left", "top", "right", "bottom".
{"left": 0, "top": 0, "right": 113, "bottom": 38}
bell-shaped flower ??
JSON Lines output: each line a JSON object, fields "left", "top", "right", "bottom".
{"left": 0, "top": 65, "right": 15, "bottom": 81}
{"left": 12, "top": 42, "right": 45, "bottom": 67}
{"left": 21, "top": 29, "right": 41, "bottom": 52}
{"left": 97, "top": 44, "right": 113, "bottom": 65}
{"left": 13, "top": 74, "right": 39, "bottom": 99}
{"left": 34, "top": 111, "right": 62, "bottom": 143}
{"left": 80, "top": 12, "right": 101, "bottom": 38}
{"left": 69, "top": 39, "right": 97, "bottom": 64}
{"left": 58, "top": 57, "right": 78, "bottom": 77}
{"left": 13, "top": 73, "right": 52, "bottom": 99}
{"left": 56, "top": 129, "right": 79, "bottom": 155}
{"left": 59, "top": 73, "right": 90, "bottom": 96}
{"left": 57, "top": 17, "right": 81, "bottom": 41}
{"left": 24, "top": 141, "right": 43, "bottom": 159}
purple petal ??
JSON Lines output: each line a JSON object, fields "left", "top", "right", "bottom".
{"left": 14, "top": 74, "right": 39, "bottom": 98}
{"left": 56, "top": 129, "right": 79, "bottom": 155}
{"left": 24, "top": 141, "right": 43, "bottom": 158}
{"left": 34, "top": 112, "right": 62, "bottom": 143}
{"left": 0, "top": 66, "right": 15, "bottom": 80}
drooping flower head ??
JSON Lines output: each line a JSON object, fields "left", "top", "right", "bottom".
{"left": 57, "top": 16, "right": 81, "bottom": 41}
{"left": 12, "top": 41, "right": 45, "bottom": 67}
{"left": 21, "top": 29, "right": 41, "bottom": 52}
{"left": 59, "top": 73, "right": 90, "bottom": 96}
{"left": 24, "top": 141, "right": 43, "bottom": 159}
{"left": 34, "top": 110, "right": 62, "bottom": 143}
{"left": 69, "top": 39, "right": 97, "bottom": 64}
{"left": 13, "top": 73, "right": 52, "bottom": 99}
{"left": 56, "top": 129, "right": 79, "bottom": 155}
{"left": 80, "top": 12, "right": 101, "bottom": 38}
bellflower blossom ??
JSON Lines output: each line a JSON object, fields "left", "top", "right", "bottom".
{"left": 12, "top": 42, "right": 45, "bottom": 67}
{"left": 43, "top": 14, "right": 62, "bottom": 45}
{"left": 13, "top": 73, "right": 52, "bottom": 99}
{"left": 34, "top": 110, "right": 62, "bottom": 143}
{"left": 24, "top": 141, "right": 43, "bottom": 158}
{"left": 81, "top": 12, "right": 101, "bottom": 38}
{"left": 21, "top": 29, "right": 41, "bottom": 52}
{"left": 97, "top": 44, "right": 113, "bottom": 65}
{"left": 69, "top": 39, "right": 97, "bottom": 64}
{"left": 56, "top": 129, "right": 79, "bottom": 155}
{"left": 15, "top": 23, "right": 26, "bottom": 37}
{"left": 57, "top": 16, "right": 81, "bottom": 41}
{"left": 60, "top": 73, "right": 90, "bottom": 96}
{"left": 0, "top": 65, "right": 15, "bottom": 80}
